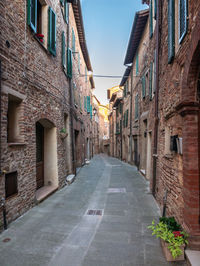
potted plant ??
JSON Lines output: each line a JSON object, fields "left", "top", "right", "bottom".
{"left": 148, "top": 217, "right": 188, "bottom": 261}
{"left": 60, "top": 128, "right": 68, "bottom": 139}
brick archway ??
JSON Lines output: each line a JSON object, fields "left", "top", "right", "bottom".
{"left": 177, "top": 19, "right": 200, "bottom": 242}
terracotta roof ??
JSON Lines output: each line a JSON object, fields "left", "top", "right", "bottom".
{"left": 124, "top": 9, "right": 149, "bottom": 66}
{"left": 72, "top": 0, "right": 92, "bottom": 71}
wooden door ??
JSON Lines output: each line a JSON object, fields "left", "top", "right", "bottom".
{"left": 36, "top": 122, "right": 44, "bottom": 189}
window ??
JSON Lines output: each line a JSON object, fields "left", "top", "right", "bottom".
{"left": 142, "top": 75, "right": 146, "bottom": 98}
{"left": 67, "top": 47, "right": 72, "bottom": 78}
{"left": 149, "top": 0, "right": 153, "bottom": 38}
{"left": 168, "top": 0, "right": 175, "bottom": 63}
{"left": 72, "top": 28, "right": 75, "bottom": 53}
{"left": 136, "top": 53, "right": 139, "bottom": 76}
{"left": 135, "top": 94, "right": 139, "bottom": 120}
{"left": 7, "top": 95, "right": 23, "bottom": 143}
{"left": 90, "top": 105, "right": 93, "bottom": 119}
{"left": 154, "top": 0, "right": 157, "bottom": 19}
{"left": 28, "top": 0, "right": 48, "bottom": 46}
{"left": 87, "top": 96, "right": 90, "bottom": 113}
{"left": 149, "top": 62, "right": 153, "bottom": 100}
{"left": 145, "top": 70, "right": 149, "bottom": 96}
{"left": 84, "top": 96, "right": 87, "bottom": 111}
{"left": 179, "top": 0, "right": 188, "bottom": 43}
{"left": 62, "top": 31, "right": 66, "bottom": 69}
{"left": 48, "top": 7, "right": 56, "bottom": 56}
{"left": 64, "top": 0, "right": 69, "bottom": 24}
{"left": 5, "top": 171, "right": 18, "bottom": 198}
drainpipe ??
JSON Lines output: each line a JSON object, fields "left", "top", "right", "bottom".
{"left": 67, "top": 4, "right": 76, "bottom": 175}
{"left": 129, "top": 67, "right": 133, "bottom": 163}
{"left": 152, "top": 0, "right": 161, "bottom": 196}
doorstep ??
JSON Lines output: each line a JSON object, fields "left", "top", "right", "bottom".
{"left": 185, "top": 250, "right": 200, "bottom": 266}
{"left": 35, "top": 185, "right": 58, "bottom": 203}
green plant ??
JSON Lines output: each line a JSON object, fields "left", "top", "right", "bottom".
{"left": 60, "top": 128, "right": 67, "bottom": 134}
{"left": 148, "top": 220, "right": 188, "bottom": 259}
{"left": 159, "top": 216, "right": 181, "bottom": 231}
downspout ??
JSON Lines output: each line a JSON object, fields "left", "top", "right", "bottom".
{"left": 129, "top": 67, "right": 133, "bottom": 163}
{"left": 152, "top": 0, "right": 161, "bottom": 196}
{"left": 68, "top": 4, "right": 76, "bottom": 175}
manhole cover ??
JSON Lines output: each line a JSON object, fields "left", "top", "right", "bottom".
{"left": 107, "top": 188, "right": 126, "bottom": 193}
{"left": 86, "top": 209, "right": 103, "bottom": 216}
{"left": 3, "top": 238, "right": 11, "bottom": 243}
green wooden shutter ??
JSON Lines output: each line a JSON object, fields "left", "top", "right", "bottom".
{"left": 60, "top": 0, "right": 64, "bottom": 6}
{"left": 90, "top": 105, "right": 93, "bottom": 119}
{"left": 154, "top": 0, "right": 157, "bottom": 19}
{"left": 168, "top": 0, "right": 175, "bottom": 64}
{"left": 179, "top": 0, "right": 188, "bottom": 43}
{"left": 149, "top": 62, "right": 153, "bottom": 100}
{"left": 87, "top": 96, "right": 90, "bottom": 113}
{"left": 142, "top": 75, "right": 146, "bottom": 98}
{"left": 64, "top": 0, "right": 69, "bottom": 23}
{"left": 72, "top": 28, "right": 75, "bottom": 53}
{"left": 126, "top": 110, "right": 129, "bottom": 127}
{"left": 136, "top": 53, "right": 139, "bottom": 76}
{"left": 48, "top": 7, "right": 56, "bottom": 56}
{"left": 62, "top": 32, "right": 66, "bottom": 69}
{"left": 135, "top": 95, "right": 138, "bottom": 120}
{"left": 149, "top": 0, "right": 153, "bottom": 38}
{"left": 67, "top": 47, "right": 72, "bottom": 78}
{"left": 27, "top": 0, "right": 37, "bottom": 33}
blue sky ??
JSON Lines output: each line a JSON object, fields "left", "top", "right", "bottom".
{"left": 81, "top": 0, "right": 148, "bottom": 104}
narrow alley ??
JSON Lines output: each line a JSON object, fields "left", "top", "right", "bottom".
{"left": 0, "top": 155, "right": 186, "bottom": 266}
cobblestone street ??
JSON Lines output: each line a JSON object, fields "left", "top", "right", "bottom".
{"left": 0, "top": 155, "right": 186, "bottom": 265}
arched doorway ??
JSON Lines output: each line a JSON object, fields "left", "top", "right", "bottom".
{"left": 35, "top": 119, "right": 58, "bottom": 199}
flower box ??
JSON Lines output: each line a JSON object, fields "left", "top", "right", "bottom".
{"left": 160, "top": 239, "right": 185, "bottom": 261}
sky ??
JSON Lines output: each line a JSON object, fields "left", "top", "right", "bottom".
{"left": 81, "top": 0, "right": 148, "bottom": 105}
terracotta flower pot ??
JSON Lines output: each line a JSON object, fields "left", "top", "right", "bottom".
{"left": 160, "top": 239, "right": 185, "bottom": 261}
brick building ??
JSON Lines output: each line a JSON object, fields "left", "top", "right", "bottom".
{"left": 109, "top": 0, "right": 200, "bottom": 250}
{"left": 0, "top": 0, "right": 94, "bottom": 226}
{"left": 98, "top": 104, "right": 109, "bottom": 154}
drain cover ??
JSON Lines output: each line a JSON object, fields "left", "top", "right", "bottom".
{"left": 3, "top": 238, "right": 11, "bottom": 243}
{"left": 86, "top": 209, "right": 103, "bottom": 216}
{"left": 107, "top": 188, "right": 126, "bottom": 193}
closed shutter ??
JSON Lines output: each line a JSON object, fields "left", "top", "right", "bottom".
{"left": 90, "top": 105, "right": 93, "bottom": 119}
{"left": 27, "top": 0, "right": 37, "bottom": 33}
{"left": 126, "top": 110, "right": 129, "bottom": 127}
{"left": 136, "top": 53, "right": 139, "bottom": 76}
{"left": 149, "top": 62, "right": 153, "bottom": 100}
{"left": 179, "top": 0, "right": 188, "bottom": 43}
{"left": 142, "top": 75, "right": 146, "bottom": 98}
{"left": 48, "top": 7, "right": 56, "bottom": 56}
{"left": 154, "top": 0, "right": 157, "bottom": 19}
{"left": 62, "top": 32, "right": 66, "bottom": 69}
{"left": 60, "top": 0, "right": 64, "bottom": 6}
{"left": 87, "top": 96, "right": 90, "bottom": 113}
{"left": 84, "top": 96, "right": 87, "bottom": 110}
{"left": 135, "top": 95, "right": 138, "bottom": 119}
{"left": 67, "top": 47, "right": 72, "bottom": 78}
{"left": 64, "top": 0, "right": 69, "bottom": 23}
{"left": 149, "top": 0, "right": 153, "bottom": 38}
{"left": 168, "top": 0, "right": 175, "bottom": 63}
{"left": 72, "top": 28, "right": 75, "bottom": 53}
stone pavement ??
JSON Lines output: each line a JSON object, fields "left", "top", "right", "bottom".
{"left": 0, "top": 154, "right": 186, "bottom": 266}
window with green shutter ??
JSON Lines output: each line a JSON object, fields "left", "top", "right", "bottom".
{"left": 136, "top": 53, "right": 139, "bottom": 76}
{"left": 168, "top": 0, "right": 175, "bottom": 64}
{"left": 27, "top": 0, "right": 37, "bottom": 33}
{"left": 64, "top": 0, "right": 69, "bottom": 24}
{"left": 72, "top": 28, "right": 75, "bottom": 53}
{"left": 67, "top": 47, "right": 72, "bottom": 78}
{"left": 154, "top": 0, "right": 157, "bottom": 19}
{"left": 126, "top": 110, "right": 129, "bottom": 127}
{"left": 179, "top": 0, "right": 188, "bottom": 44}
{"left": 135, "top": 94, "right": 139, "bottom": 120}
{"left": 48, "top": 7, "right": 56, "bottom": 56}
{"left": 149, "top": 0, "right": 153, "bottom": 38}
{"left": 142, "top": 75, "right": 146, "bottom": 98}
{"left": 87, "top": 96, "right": 90, "bottom": 113}
{"left": 62, "top": 32, "right": 66, "bottom": 69}
{"left": 90, "top": 105, "right": 93, "bottom": 119}
{"left": 84, "top": 96, "right": 87, "bottom": 111}
{"left": 60, "top": 0, "right": 64, "bottom": 6}
{"left": 149, "top": 62, "right": 153, "bottom": 100}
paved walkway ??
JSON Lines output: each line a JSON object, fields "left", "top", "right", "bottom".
{"left": 0, "top": 155, "right": 186, "bottom": 266}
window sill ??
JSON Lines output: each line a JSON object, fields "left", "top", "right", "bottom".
{"left": 8, "top": 142, "right": 26, "bottom": 147}
{"left": 164, "top": 154, "right": 173, "bottom": 159}
{"left": 6, "top": 193, "right": 18, "bottom": 201}
{"left": 33, "top": 34, "right": 48, "bottom": 53}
